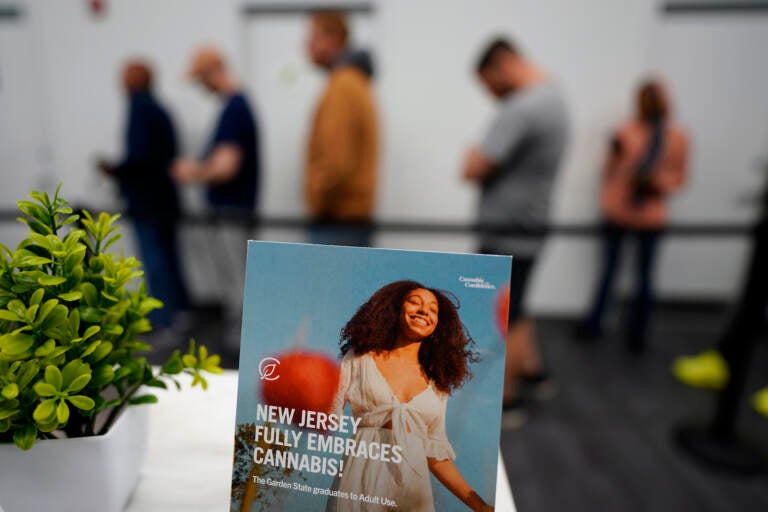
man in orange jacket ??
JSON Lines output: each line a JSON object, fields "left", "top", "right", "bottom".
{"left": 304, "top": 10, "right": 379, "bottom": 247}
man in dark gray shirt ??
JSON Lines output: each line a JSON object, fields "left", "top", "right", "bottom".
{"left": 462, "top": 38, "right": 568, "bottom": 409}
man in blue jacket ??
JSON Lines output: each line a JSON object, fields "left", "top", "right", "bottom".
{"left": 99, "top": 59, "right": 189, "bottom": 330}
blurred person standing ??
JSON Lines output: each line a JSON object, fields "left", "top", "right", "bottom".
{"left": 173, "top": 46, "right": 260, "bottom": 213}
{"left": 463, "top": 38, "right": 568, "bottom": 409}
{"left": 173, "top": 46, "right": 260, "bottom": 350}
{"left": 673, "top": 164, "right": 768, "bottom": 418}
{"left": 304, "top": 11, "right": 379, "bottom": 247}
{"left": 99, "top": 59, "right": 189, "bottom": 330}
{"left": 577, "top": 80, "right": 689, "bottom": 353}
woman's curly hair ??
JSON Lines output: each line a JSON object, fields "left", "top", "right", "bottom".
{"left": 340, "top": 280, "right": 478, "bottom": 394}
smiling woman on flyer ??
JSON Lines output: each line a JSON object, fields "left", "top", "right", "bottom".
{"left": 326, "top": 280, "right": 494, "bottom": 512}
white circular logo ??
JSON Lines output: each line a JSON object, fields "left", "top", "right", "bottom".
{"left": 258, "top": 357, "right": 281, "bottom": 381}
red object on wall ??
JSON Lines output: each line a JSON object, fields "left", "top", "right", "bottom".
{"left": 87, "top": 0, "right": 107, "bottom": 17}
{"left": 494, "top": 283, "right": 510, "bottom": 340}
{"left": 261, "top": 351, "right": 340, "bottom": 420}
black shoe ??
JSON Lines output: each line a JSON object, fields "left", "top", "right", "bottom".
{"left": 501, "top": 397, "right": 530, "bottom": 429}
{"left": 521, "top": 372, "right": 559, "bottom": 402}
{"left": 573, "top": 320, "right": 602, "bottom": 342}
{"left": 627, "top": 336, "right": 647, "bottom": 355}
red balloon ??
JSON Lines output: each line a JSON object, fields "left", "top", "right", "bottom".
{"left": 261, "top": 350, "right": 340, "bottom": 420}
{"left": 494, "top": 284, "right": 510, "bottom": 340}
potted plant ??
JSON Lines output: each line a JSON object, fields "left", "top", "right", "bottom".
{"left": 0, "top": 186, "right": 222, "bottom": 512}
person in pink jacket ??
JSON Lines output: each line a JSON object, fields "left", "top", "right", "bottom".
{"left": 578, "top": 79, "right": 689, "bottom": 353}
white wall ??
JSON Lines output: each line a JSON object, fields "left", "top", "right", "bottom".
{"left": 1, "top": 0, "right": 766, "bottom": 313}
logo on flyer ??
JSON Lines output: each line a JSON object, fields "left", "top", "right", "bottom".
{"left": 459, "top": 275, "right": 497, "bottom": 290}
{"left": 258, "top": 357, "right": 281, "bottom": 381}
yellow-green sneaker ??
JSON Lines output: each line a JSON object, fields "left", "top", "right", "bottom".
{"left": 753, "top": 387, "right": 768, "bottom": 418}
{"left": 671, "top": 350, "right": 729, "bottom": 390}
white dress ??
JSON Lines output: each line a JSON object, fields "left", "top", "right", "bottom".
{"left": 325, "top": 351, "right": 456, "bottom": 512}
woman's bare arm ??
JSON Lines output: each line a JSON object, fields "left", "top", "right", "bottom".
{"left": 428, "top": 457, "right": 493, "bottom": 511}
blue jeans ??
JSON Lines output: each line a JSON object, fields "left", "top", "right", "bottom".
{"left": 586, "top": 221, "right": 661, "bottom": 347}
{"left": 133, "top": 218, "right": 190, "bottom": 328}
{"left": 307, "top": 224, "right": 373, "bottom": 247}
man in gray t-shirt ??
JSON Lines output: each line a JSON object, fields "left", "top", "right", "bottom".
{"left": 462, "top": 37, "right": 568, "bottom": 409}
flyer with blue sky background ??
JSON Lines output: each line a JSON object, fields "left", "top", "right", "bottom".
{"left": 231, "top": 241, "right": 511, "bottom": 511}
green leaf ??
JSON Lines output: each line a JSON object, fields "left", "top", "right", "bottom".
{"left": 100, "top": 290, "right": 120, "bottom": 303}
{"left": 25, "top": 304, "right": 39, "bottom": 323}
{"left": 34, "top": 339, "right": 55, "bottom": 357}
{"left": 191, "top": 373, "right": 208, "bottom": 390}
{"left": 38, "top": 275, "right": 66, "bottom": 286}
{"left": 67, "top": 395, "right": 95, "bottom": 411}
{"left": 80, "top": 340, "right": 100, "bottom": 358}
{"left": 145, "top": 377, "right": 167, "bottom": 389}
{"left": 80, "top": 306, "right": 101, "bottom": 323}
{"left": 18, "top": 216, "right": 53, "bottom": 235}
{"left": 0, "top": 332, "right": 35, "bottom": 355}
{"left": 128, "top": 394, "right": 158, "bottom": 405}
{"left": 36, "top": 298, "right": 59, "bottom": 324}
{"left": 13, "top": 251, "right": 53, "bottom": 268}
{"left": 102, "top": 323, "right": 124, "bottom": 336}
{"left": 61, "top": 359, "right": 89, "bottom": 389}
{"left": 80, "top": 282, "right": 98, "bottom": 307}
{"left": 113, "top": 366, "right": 132, "bottom": 381}
{"left": 66, "top": 373, "right": 91, "bottom": 393}
{"left": 37, "top": 420, "right": 59, "bottom": 433}
{"left": 58, "top": 291, "right": 82, "bottom": 302}
{"left": 0, "top": 408, "right": 19, "bottom": 420}
{"left": 12, "top": 424, "right": 37, "bottom": 450}
{"left": 202, "top": 355, "right": 224, "bottom": 374}
{"left": 33, "top": 382, "right": 57, "bottom": 397}
{"left": 1, "top": 382, "right": 19, "bottom": 399}
{"left": 6, "top": 299, "right": 26, "bottom": 319}
{"left": 56, "top": 400, "right": 70, "bottom": 423}
{"left": 103, "top": 233, "right": 122, "bottom": 252}
{"left": 44, "top": 365, "right": 63, "bottom": 390}
{"left": 138, "top": 297, "right": 163, "bottom": 315}
{"left": 90, "top": 363, "right": 114, "bottom": 387}
{"left": 29, "top": 288, "right": 45, "bottom": 307}
{"left": 17, "top": 200, "right": 50, "bottom": 226}
{"left": 33, "top": 398, "right": 57, "bottom": 423}
{"left": 44, "top": 346, "right": 69, "bottom": 361}
{"left": 89, "top": 341, "right": 112, "bottom": 362}
{"left": 17, "top": 361, "right": 40, "bottom": 388}
{"left": 82, "top": 325, "right": 100, "bottom": 341}
{"left": 161, "top": 352, "right": 184, "bottom": 375}
{"left": 59, "top": 214, "right": 80, "bottom": 228}
{"left": 39, "top": 304, "right": 68, "bottom": 331}
{"left": 0, "top": 310, "right": 21, "bottom": 322}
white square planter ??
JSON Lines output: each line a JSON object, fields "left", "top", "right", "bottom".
{"left": 0, "top": 404, "right": 148, "bottom": 512}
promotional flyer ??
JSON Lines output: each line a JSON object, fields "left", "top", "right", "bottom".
{"left": 230, "top": 242, "right": 511, "bottom": 511}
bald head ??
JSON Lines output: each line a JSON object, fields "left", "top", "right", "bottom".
{"left": 187, "top": 45, "right": 232, "bottom": 94}
{"left": 122, "top": 60, "right": 152, "bottom": 94}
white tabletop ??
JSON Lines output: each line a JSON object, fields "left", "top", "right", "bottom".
{"left": 125, "top": 370, "right": 517, "bottom": 512}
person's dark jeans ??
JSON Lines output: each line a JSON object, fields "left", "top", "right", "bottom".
{"left": 586, "top": 221, "right": 662, "bottom": 349}
{"left": 307, "top": 222, "right": 373, "bottom": 247}
{"left": 716, "top": 222, "right": 768, "bottom": 359}
{"left": 133, "top": 218, "right": 190, "bottom": 328}
{"left": 710, "top": 223, "right": 768, "bottom": 435}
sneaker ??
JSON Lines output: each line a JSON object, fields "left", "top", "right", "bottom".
{"left": 501, "top": 397, "right": 529, "bottom": 430}
{"left": 671, "top": 350, "right": 729, "bottom": 390}
{"left": 520, "top": 372, "right": 559, "bottom": 402}
{"left": 753, "top": 387, "right": 768, "bottom": 418}
{"left": 572, "top": 320, "right": 602, "bottom": 342}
